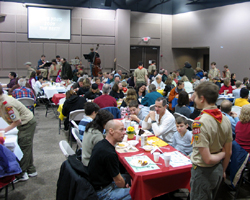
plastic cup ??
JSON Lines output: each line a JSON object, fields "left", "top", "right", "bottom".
{"left": 136, "top": 134, "right": 141, "bottom": 141}
{"left": 153, "top": 152, "right": 160, "bottom": 162}
{"left": 0, "top": 131, "right": 5, "bottom": 138}
{"left": 125, "top": 120, "right": 131, "bottom": 129}
{"left": 163, "top": 153, "right": 171, "bottom": 167}
{"left": 122, "top": 135, "right": 128, "bottom": 142}
{"left": 134, "top": 124, "right": 139, "bottom": 132}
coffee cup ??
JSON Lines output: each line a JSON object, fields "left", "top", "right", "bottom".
{"left": 163, "top": 153, "right": 171, "bottom": 167}
{"left": 153, "top": 152, "right": 160, "bottom": 162}
{"left": 0, "top": 131, "right": 5, "bottom": 138}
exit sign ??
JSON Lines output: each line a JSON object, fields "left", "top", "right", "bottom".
{"left": 142, "top": 37, "right": 150, "bottom": 43}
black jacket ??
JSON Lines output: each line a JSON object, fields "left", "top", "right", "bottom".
{"left": 56, "top": 157, "right": 98, "bottom": 200}
{"left": 61, "top": 62, "right": 73, "bottom": 80}
{"left": 62, "top": 95, "right": 86, "bottom": 130}
{"left": 84, "top": 91, "right": 102, "bottom": 100}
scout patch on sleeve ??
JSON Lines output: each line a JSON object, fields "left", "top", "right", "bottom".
{"left": 192, "top": 121, "right": 202, "bottom": 135}
{"left": 10, "top": 114, "right": 16, "bottom": 120}
{"left": 6, "top": 106, "right": 13, "bottom": 112}
{"left": 194, "top": 135, "right": 201, "bottom": 144}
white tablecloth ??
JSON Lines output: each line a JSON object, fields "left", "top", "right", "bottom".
{"left": 44, "top": 86, "right": 66, "bottom": 99}
{"left": 0, "top": 117, "right": 23, "bottom": 160}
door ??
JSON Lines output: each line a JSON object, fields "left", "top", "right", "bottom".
{"left": 203, "top": 54, "right": 210, "bottom": 72}
{"left": 130, "top": 46, "right": 159, "bottom": 71}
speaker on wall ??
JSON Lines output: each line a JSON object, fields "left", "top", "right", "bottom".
{"left": 105, "top": 0, "right": 112, "bottom": 7}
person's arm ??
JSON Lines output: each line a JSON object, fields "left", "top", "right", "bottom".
{"left": 151, "top": 114, "right": 175, "bottom": 137}
{"left": 142, "top": 113, "right": 151, "bottom": 130}
{"left": 3, "top": 119, "right": 21, "bottom": 133}
{"left": 113, "top": 173, "right": 127, "bottom": 188}
{"left": 172, "top": 133, "right": 177, "bottom": 148}
{"left": 168, "top": 89, "right": 175, "bottom": 103}
{"left": 222, "top": 142, "right": 232, "bottom": 178}
{"left": 145, "top": 74, "right": 148, "bottom": 84}
{"left": 198, "top": 147, "right": 225, "bottom": 165}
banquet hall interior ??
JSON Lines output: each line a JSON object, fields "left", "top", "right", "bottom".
{"left": 1, "top": 0, "right": 250, "bottom": 199}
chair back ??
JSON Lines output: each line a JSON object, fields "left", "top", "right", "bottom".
{"left": 101, "top": 107, "right": 121, "bottom": 119}
{"left": 17, "top": 97, "right": 34, "bottom": 107}
{"left": 59, "top": 140, "right": 75, "bottom": 158}
{"left": 72, "top": 128, "right": 82, "bottom": 149}
{"left": 186, "top": 118, "right": 194, "bottom": 129}
{"left": 71, "top": 120, "right": 79, "bottom": 129}
{"left": 216, "top": 97, "right": 227, "bottom": 106}
{"left": 69, "top": 109, "right": 85, "bottom": 122}
{"left": 66, "top": 83, "right": 74, "bottom": 91}
{"left": 59, "top": 97, "right": 66, "bottom": 105}
{"left": 173, "top": 112, "right": 185, "bottom": 119}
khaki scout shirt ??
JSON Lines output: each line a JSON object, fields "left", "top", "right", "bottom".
{"left": 191, "top": 105, "right": 233, "bottom": 167}
{"left": 209, "top": 68, "right": 221, "bottom": 80}
{"left": 134, "top": 68, "right": 147, "bottom": 82}
{"left": 225, "top": 70, "right": 231, "bottom": 79}
{"left": 49, "top": 64, "right": 61, "bottom": 77}
{"left": 148, "top": 64, "right": 156, "bottom": 74}
{"left": 26, "top": 67, "right": 36, "bottom": 79}
{"left": 0, "top": 94, "right": 33, "bottom": 126}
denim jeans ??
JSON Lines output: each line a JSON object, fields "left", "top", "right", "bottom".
{"left": 96, "top": 182, "right": 131, "bottom": 200}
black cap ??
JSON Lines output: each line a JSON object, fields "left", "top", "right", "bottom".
{"left": 92, "top": 83, "right": 98, "bottom": 90}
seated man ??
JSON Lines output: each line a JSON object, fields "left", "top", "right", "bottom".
{"left": 168, "top": 80, "right": 185, "bottom": 112}
{"left": 78, "top": 102, "right": 100, "bottom": 140}
{"left": 88, "top": 120, "right": 131, "bottom": 200}
{"left": 220, "top": 100, "right": 239, "bottom": 140}
{"left": 93, "top": 84, "right": 117, "bottom": 108}
{"left": 234, "top": 88, "right": 250, "bottom": 107}
{"left": 2, "top": 72, "right": 17, "bottom": 89}
{"left": 141, "top": 84, "right": 163, "bottom": 107}
{"left": 12, "top": 78, "right": 36, "bottom": 111}
{"left": 128, "top": 100, "right": 150, "bottom": 126}
{"left": 151, "top": 75, "right": 165, "bottom": 90}
{"left": 142, "top": 97, "right": 177, "bottom": 144}
{"left": 232, "top": 80, "right": 243, "bottom": 99}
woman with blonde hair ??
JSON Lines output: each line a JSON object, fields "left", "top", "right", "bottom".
{"left": 77, "top": 78, "right": 91, "bottom": 95}
{"left": 181, "top": 75, "right": 193, "bottom": 93}
{"left": 235, "top": 104, "right": 250, "bottom": 153}
{"left": 120, "top": 88, "right": 138, "bottom": 107}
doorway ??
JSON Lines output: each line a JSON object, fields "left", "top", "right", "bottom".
{"left": 130, "top": 46, "right": 159, "bottom": 71}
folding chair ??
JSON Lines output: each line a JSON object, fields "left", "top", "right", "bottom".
{"left": 149, "top": 104, "right": 155, "bottom": 111}
{"left": 68, "top": 109, "right": 85, "bottom": 146}
{"left": 231, "top": 106, "right": 241, "bottom": 117}
{"left": 59, "top": 140, "right": 75, "bottom": 158}
{"left": 216, "top": 97, "right": 227, "bottom": 107}
{"left": 17, "top": 97, "right": 35, "bottom": 115}
{"left": 71, "top": 128, "right": 82, "bottom": 151}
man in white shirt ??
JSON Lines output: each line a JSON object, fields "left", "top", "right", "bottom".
{"left": 151, "top": 75, "right": 165, "bottom": 90}
{"left": 142, "top": 97, "right": 177, "bottom": 144}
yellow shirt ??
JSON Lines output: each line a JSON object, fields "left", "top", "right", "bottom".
{"left": 234, "top": 98, "right": 250, "bottom": 107}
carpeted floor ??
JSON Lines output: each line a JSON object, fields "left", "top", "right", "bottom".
{"left": 0, "top": 91, "right": 249, "bottom": 200}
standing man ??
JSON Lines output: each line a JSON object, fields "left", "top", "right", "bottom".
{"left": 48, "top": 59, "right": 61, "bottom": 81}
{"left": 208, "top": 62, "right": 221, "bottom": 81}
{"left": 142, "top": 97, "right": 177, "bottom": 144}
{"left": 56, "top": 55, "right": 61, "bottom": 65}
{"left": 24, "top": 62, "right": 35, "bottom": 79}
{"left": 61, "top": 58, "right": 73, "bottom": 80}
{"left": 180, "top": 61, "right": 195, "bottom": 81}
{"left": 88, "top": 48, "right": 100, "bottom": 78}
{"left": 148, "top": 60, "right": 156, "bottom": 74}
{"left": 88, "top": 119, "right": 131, "bottom": 200}
{"left": 190, "top": 82, "right": 232, "bottom": 200}
{"left": 223, "top": 65, "right": 231, "bottom": 79}
{"left": 134, "top": 61, "right": 148, "bottom": 87}
{"left": 0, "top": 84, "right": 37, "bottom": 183}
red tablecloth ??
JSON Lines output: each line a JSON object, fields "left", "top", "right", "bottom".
{"left": 52, "top": 93, "right": 66, "bottom": 105}
{"left": 117, "top": 138, "right": 191, "bottom": 200}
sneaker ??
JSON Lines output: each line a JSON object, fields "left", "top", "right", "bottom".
{"left": 13, "top": 172, "right": 29, "bottom": 183}
{"left": 28, "top": 172, "right": 37, "bottom": 177}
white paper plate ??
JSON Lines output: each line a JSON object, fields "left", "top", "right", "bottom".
{"left": 130, "top": 159, "right": 149, "bottom": 167}
{"left": 116, "top": 142, "right": 128, "bottom": 149}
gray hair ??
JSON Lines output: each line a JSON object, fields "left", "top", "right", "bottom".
{"left": 156, "top": 97, "right": 168, "bottom": 107}
{"left": 148, "top": 84, "right": 156, "bottom": 92}
{"left": 18, "top": 78, "right": 26, "bottom": 87}
{"left": 102, "top": 84, "right": 110, "bottom": 94}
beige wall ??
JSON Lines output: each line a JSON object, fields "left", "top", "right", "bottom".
{"left": 172, "top": 2, "right": 250, "bottom": 80}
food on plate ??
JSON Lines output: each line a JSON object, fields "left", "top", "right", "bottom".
{"left": 118, "top": 143, "right": 125, "bottom": 147}
{"left": 138, "top": 160, "right": 148, "bottom": 166}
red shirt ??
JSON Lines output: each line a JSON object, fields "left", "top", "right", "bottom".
{"left": 235, "top": 121, "right": 250, "bottom": 154}
{"left": 219, "top": 85, "right": 233, "bottom": 94}
{"left": 93, "top": 94, "right": 117, "bottom": 109}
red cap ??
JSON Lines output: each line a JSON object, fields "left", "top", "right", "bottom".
{"left": 3, "top": 101, "right": 7, "bottom": 105}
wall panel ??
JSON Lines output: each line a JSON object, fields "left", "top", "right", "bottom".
{"left": 72, "top": 18, "right": 81, "bottom": 35}
{"left": 56, "top": 44, "right": 69, "bottom": 60}
{"left": 82, "top": 19, "right": 115, "bottom": 36}
{"left": 81, "top": 36, "right": 115, "bottom": 44}
{"left": 69, "top": 44, "right": 81, "bottom": 61}
{"left": 44, "top": 43, "right": 56, "bottom": 61}
{"left": 0, "top": 15, "right": 15, "bottom": 32}
{"left": 0, "top": 33, "right": 16, "bottom": 42}
{"left": 17, "top": 43, "right": 30, "bottom": 69}
{"left": 29, "top": 43, "right": 43, "bottom": 69}
{"left": 16, "top": 15, "right": 27, "bottom": 33}
{"left": 2, "top": 42, "right": 16, "bottom": 69}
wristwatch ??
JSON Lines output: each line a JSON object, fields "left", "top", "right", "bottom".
{"left": 151, "top": 120, "right": 157, "bottom": 123}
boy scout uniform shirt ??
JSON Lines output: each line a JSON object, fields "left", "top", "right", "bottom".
{"left": 134, "top": 68, "right": 148, "bottom": 83}
{"left": 0, "top": 94, "right": 33, "bottom": 126}
{"left": 208, "top": 68, "right": 221, "bottom": 80}
{"left": 191, "top": 105, "right": 233, "bottom": 167}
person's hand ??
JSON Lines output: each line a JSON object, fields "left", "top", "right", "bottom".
{"left": 149, "top": 111, "right": 155, "bottom": 121}
{"left": 229, "top": 111, "right": 237, "bottom": 118}
{"left": 130, "top": 115, "right": 139, "bottom": 122}
{"left": 125, "top": 183, "right": 130, "bottom": 188}
{"left": 175, "top": 94, "right": 179, "bottom": 98}
{"left": 208, "top": 74, "right": 211, "bottom": 78}
{"left": 157, "top": 86, "right": 160, "bottom": 89}
{"left": 223, "top": 172, "right": 226, "bottom": 181}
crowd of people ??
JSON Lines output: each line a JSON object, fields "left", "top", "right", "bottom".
{"left": 1, "top": 57, "right": 250, "bottom": 200}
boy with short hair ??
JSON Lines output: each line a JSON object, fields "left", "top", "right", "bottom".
{"left": 190, "top": 81, "right": 232, "bottom": 200}
{"left": 172, "top": 117, "right": 192, "bottom": 156}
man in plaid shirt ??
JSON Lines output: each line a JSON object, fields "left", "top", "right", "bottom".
{"left": 12, "top": 78, "right": 36, "bottom": 111}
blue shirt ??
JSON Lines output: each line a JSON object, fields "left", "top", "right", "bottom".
{"left": 172, "top": 130, "right": 193, "bottom": 156}
{"left": 222, "top": 112, "right": 239, "bottom": 139}
{"left": 141, "top": 91, "right": 163, "bottom": 107}
{"left": 78, "top": 116, "right": 93, "bottom": 140}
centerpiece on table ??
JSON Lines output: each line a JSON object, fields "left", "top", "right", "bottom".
{"left": 127, "top": 126, "right": 135, "bottom": 139}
